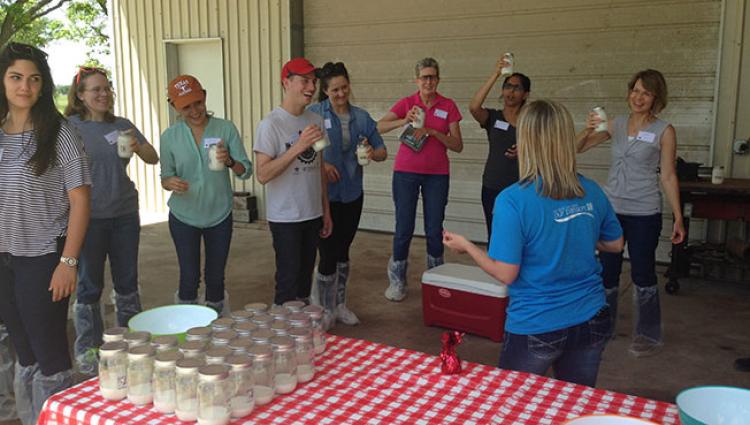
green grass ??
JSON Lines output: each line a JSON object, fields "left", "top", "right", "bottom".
{"left": 54, "top": 93, "right": 68, "bottom": 114}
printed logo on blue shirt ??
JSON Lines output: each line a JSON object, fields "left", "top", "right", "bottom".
{"left": 553, "top": 202, "right": 594, "bottom": 223}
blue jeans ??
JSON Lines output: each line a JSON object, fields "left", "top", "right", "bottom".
{"left": 392, "top": 172, "right": 449, "bottom": 261}
{"left": 499, "top": 306, "right": 612, "bottom": 387}
{"left": 269, "top": 218, "right": 322, "bottom": 305}
{"left": 168, "top": 213, "right": 233, "bottom": 303}
{"left": 599, "top": 213, "right": 662, "bottom": 343}
{"left": 77, "top": 213, "right": 141, "bottom": 315}
{"left": 75, "top": 212, "right": 142, "bottom": 370}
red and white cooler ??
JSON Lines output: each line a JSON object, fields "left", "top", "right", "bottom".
{"left": 421, "top": 263, "right": 508, "bottom": 342}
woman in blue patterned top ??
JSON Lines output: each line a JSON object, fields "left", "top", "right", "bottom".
{"left": 308, "top": 62, "right": 387, "bottom": 328}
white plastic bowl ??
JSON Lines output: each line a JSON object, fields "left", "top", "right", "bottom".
{"left": 563, "top": 415, "right": 658, "bottom": 424}
{"left": 676, "top": 386, "right": 750, "bottom": 425}
{"left": 128, "top": 304, "right": 218, "bottom": 341}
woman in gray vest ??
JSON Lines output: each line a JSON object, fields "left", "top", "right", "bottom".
{"left": 64, "top": 67, "right": 159, "bottom": 375}
{"left": 576, "top": 69, "right": 685, "bottom": 357}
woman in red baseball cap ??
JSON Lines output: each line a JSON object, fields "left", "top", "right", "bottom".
{"left": 160, "top": 74, "right": 253, "bottom": 314}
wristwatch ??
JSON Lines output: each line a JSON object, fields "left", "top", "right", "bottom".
{"left": 225, "top": 157, "right": 236, "bottom": 168}
{"left": 59, "top": 256, "right": 78, "bottom": 267}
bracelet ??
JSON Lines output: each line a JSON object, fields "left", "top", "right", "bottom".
{"left": 225, "top": 157, "right": 235, "bottom": 168}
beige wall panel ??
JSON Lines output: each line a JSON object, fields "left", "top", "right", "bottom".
{"left": 304, "top": 0, "right": 722, "bottom": 261}
{"left": 112, "top": 0, "right": 299, "bottom": 216}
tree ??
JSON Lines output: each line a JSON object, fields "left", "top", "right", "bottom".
{"left": 0, "top": 0, "right": 108, "bottom": 58}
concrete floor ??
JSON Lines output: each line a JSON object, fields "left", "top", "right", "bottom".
{"left": 2, "top": 221, "right": 748, "bottom": 424}
{"left": 142, "top": 221, "right": 750, "bottom": 401}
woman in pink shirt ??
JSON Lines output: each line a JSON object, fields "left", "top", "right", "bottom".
{"left": 378, "top": 57, "right": 463, "bottom": 302}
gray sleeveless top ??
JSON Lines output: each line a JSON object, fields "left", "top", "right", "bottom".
{"left": 604, "top": 115, "right": 669, "bottom": 215}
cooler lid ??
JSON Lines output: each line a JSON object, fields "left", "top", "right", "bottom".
{"left": 422, "top": 263, "right": 508, "bottom": 298}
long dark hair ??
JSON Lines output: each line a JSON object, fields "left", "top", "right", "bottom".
{"left": 0, "top": 42, "right": 64, "bottom": 176}
{"left": 317, "top": 62, "right": 349, "bottom": 103}
{"left": 64, "top": 66, "right": 115, "bottom": 122}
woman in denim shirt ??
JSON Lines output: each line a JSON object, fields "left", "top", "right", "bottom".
{"left": 308, "top": 62, "right": 386, "bottom": 327}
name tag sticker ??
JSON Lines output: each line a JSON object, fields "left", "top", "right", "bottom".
{"left": 494, "top": 120, "right": 510, "bottom": 131}
{"left": 434, "top": 109, "right": 448, "bottom": 119}
{"left": 324, "top": 119, "right": 332, "bottom": 129}
{"left": 203, "top": 137, "right": 221, "bottom": 149}
{"left": 104, "top": 130, "right": 119, "bottom": 145}
{"left": 636, "top": 131, "right": 656, "bottom": 143}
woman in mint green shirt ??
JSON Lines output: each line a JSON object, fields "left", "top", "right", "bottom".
{"left": 160, "top": 75, "right": 252, "bottom": 313}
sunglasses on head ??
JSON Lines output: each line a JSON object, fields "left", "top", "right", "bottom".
{"left": 76, "top": 66, "right": 106, "bottom": 85}
{"left": 6, "top": 43, "right": 48, "bottom": 60}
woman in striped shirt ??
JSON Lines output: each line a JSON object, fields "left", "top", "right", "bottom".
{"left": 0, "top": 43, "right": 91, "bottom": 425}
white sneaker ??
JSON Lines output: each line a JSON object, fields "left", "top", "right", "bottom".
{"left": 384, "top": 283, "right": 406, "bottom": 302}
{"left": 336, "top": 304, "right": 360, "bottom": 325}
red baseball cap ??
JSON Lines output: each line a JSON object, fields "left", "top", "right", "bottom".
{"left": 281, "top": 57, "right": 316, "bottom": 81}
{"left": 168, "top": 75, "right": 205, "bottom": 109}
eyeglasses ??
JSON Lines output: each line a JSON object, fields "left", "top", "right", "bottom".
{"left": 84, "top": 86, "right": 112, "bottom": 95}
{"left": 418, "top": 74, "right": 438, "bottom": 82}
{"left": 502, "top": 83, "right": 525, "bottom": 93}
{"left": 76, "top": 66, "right": 107, "bottom": 85}
{"left": 6, "top": 43, "right": 48, "bottom": 60}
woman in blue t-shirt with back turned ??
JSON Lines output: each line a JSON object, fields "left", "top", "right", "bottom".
{"left": 443, "top": 99, "right": 624, "bottom": 387}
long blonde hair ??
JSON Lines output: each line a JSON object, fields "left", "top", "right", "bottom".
{"left": 517, "top": 99, "right": 584, "bottom": 200}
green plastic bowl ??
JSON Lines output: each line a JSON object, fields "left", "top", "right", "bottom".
{"left": 676, "top": 386, "right": 750, "bottom": 425}
{"left": 128, "top": 305, "right": 218, "bottom": 342}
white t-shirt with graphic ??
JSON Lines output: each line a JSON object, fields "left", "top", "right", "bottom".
{"left": 254, "top": 107, "right": 326, "bottom": 222}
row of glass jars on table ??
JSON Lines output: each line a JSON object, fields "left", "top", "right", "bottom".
{"left": 98, "top": 302, "right": 323, "bottom": 424}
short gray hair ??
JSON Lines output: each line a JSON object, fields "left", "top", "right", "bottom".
{"left": 415, "top": 57, "right": 439, "bottom": 77}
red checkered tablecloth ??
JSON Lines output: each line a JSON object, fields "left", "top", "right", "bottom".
{"left": 38, "top": 335, "right": 680, "bottom": 424}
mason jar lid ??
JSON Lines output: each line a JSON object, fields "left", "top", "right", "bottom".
{"left": 225, "top": 354, "right": 252, "bottom": 369}
{"left": 251, "top": 328, "right": 275, "bottom": 344}
{"left": 228, "top": 338, "right": 253, "bottom": 351}
{"left": 287, "top": 327, "right": 313, "bottom": 343}
{"left": 210, "top": 317, "right": 234, "bottom": 331}
{"left": 179, "top": 340, "right": 207, "bottom": 353}
{"left": 230, "top": 310, "right": 253, "bottom": 322}
{"left": 102, "top": 327, "right": 129, "bottom": 341}
{"left": 212, "top": 330, "right": 238, "bottom": 343}
{"left": 302, "top": 305, "right": 323, "bottom": 319}
{"left": 268, "top": 305, "right": 291, "bottom": 319}
{"left": 155, "top": 350, "right": 182, "bottom": 366}
{"left": 281, "top": 300, "right": 305, "bottom": 313}
{"left": 186, "top": 326, "right": 212, "bottom": 339}
{"left": 288, "top": 312, "right": 311, "bottom": 328}
{"left": 128, "top": 344, "right": 155, "bottom": 359}
{"left": 270, "top": 336, "right": 295, "bottom": 352}
{"left": 175, "top": 357, "right": 203, "bottom": 373}
{"left": 100, "top": 341, "right": 128, "bottom": 355}
{"left": 247, "top": 345, "right": 273, "bottom": 360}
{"left": 270, "top": 320, "right": 290, "bottom": 331}
{"left": 198, "top": 364, "right": 229, "bottom": 381}
{"left": 205, "top": 346, "right": 232, "bottom": 360}
{"left": 243, "top": 302, "right": 268, "bottom": 314}
{"left": 152, "top": 335, "right": 178, "bottom": 348}
{"left": 123, "top": 331, "right": 151, "bottom": 345}
{"left": 251, "top": 313, "right": 274, "bottom": 328}
{"left": 233, "top": 322, "right": 258, "bottom": 335}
